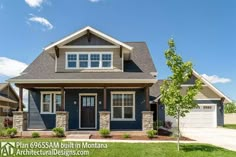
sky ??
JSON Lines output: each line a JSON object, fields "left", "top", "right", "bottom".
{"left": 0, "top": 0, "right": 235, "bottom": 103}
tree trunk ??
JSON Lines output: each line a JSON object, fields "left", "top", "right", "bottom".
{"left": 177, "top": 110, "right": 180, "bottom": 151}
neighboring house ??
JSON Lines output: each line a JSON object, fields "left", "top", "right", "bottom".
{"left": 8, "top": 26, "right": 231, "bottom": 131}
{"left": 0, "top": 83, "right": 19, "bottom": 117}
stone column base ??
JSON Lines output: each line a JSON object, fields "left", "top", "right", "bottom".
{"left": 99, "top": 111, "right": 110, "bottom": 130}
{"left": 13, "top": 111, "right": 27, "bottom": 132}
{"left": 142, "top": 111, "right": 154, "bottom": 131}
{"left": 56, "top": 111, "right": 69, "bottom": 131}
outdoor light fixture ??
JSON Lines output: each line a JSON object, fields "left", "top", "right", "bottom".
{"left": 74, "top": 100, "right": 77, "bottom": 105}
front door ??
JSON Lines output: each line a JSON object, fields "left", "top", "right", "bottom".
{"left": 80, "top": 95, "right": 96, "bottom": 129}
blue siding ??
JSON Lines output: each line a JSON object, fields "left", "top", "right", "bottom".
{"left": 28, "top": 88, "right": 146, "bottom": 130}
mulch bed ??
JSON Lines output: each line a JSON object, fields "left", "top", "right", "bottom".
{"left": 91, "top": 135, "right": 194, "bottom": 141}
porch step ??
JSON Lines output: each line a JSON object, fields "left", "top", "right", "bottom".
{"left": 66, "top": 134, "right": 91, "bottom": 139}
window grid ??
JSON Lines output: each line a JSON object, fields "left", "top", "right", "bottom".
{"left": 111, "top": 92, "right": 135, "bottom": 120}
{"left": 41, "top": 92, "right": 61, "bottom": 114}
{"left": 66, "top": 52, "right": 113, "bottom": 69}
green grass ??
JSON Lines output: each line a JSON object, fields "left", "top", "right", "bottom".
{"left": 1, "top": 138, "right": 236, "bottom": 157}
{"left": 224, "top": 124, "right": 236, "bottom": 129}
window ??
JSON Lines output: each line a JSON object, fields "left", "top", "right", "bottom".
{"left": 66, "top": 52, "right": 113, "bottom": 69}
{"left": 41, "top": 92, "right": 61, "bottom": 114}
{"left": 111, "top": 92, "right": 135, "bottom": 120}
{"left": 67, "top": 54, "right": 77, "bottom": 68}
{"left": 102, "top": 54, "right": 112, "bottom": 67}
{"left": 79, "top": 54, "right": 88, "bottom": 68}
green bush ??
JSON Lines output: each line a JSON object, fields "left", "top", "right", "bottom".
{"left": 146, "top": 130, "right": 157, "bottom": 139}
{"left": 6, "top": 128, "right": 17, "bottom": 138}
{"left": 32, "top": 132, "right": 40, "bottom": 138}
{"left": 52, "top": 127, "right": 65, "bottom": 137}
{"left": 99, "top": 128, "right": 110, "bottom": 137}
{"left": 225, "top": 103, "right": 236, "bottom": 113}
{"left": 122, "top": 133, "right": 130, "bottom": 139}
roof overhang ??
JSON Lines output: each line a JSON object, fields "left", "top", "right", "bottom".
{"left": 8, "top": 79, "right": 157, "bottom": 84}
{"left": 44, "top": 26, "right": 133, "bottom": 51}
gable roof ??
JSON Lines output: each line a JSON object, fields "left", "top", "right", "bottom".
{"left": 8, "top": 42, "right": 157, "bottom": 83}
{"left": 44, "top": 26, "right": 133, "bottom": 51}
{"left": 192, "top": 69, "right": 232, "bottom": 103}
{"left": 149, "top": 70, "right": 232, "bottom": 104}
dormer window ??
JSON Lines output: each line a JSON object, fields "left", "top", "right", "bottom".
{"left": 66, "top": 52, "right": 113, "bottom": 69}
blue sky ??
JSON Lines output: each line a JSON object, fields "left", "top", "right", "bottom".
{"left": 0, "top": 0, "right": 235, "bottom": 101}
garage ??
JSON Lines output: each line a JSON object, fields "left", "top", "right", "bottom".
{"left": 180, "top": 104, "right": 217, "bottom": 128}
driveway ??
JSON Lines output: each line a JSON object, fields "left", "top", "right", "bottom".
{"left": 181, "top": 128, "right": 236, "bottom": 151}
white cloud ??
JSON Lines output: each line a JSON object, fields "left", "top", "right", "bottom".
{"left": 88, "top": 0, "right": 102, "bottom": 2}
{"left": 202, "top": 74, "right": 231, "bottom": 84}
{"left": 28, "top": 14, "right": 53, "bottom": 30}
{"left": 0, "top": 57, "right": 28, "bottom": 77}
{"left": 25, "top": 0, "right": 44, "bottom": 8}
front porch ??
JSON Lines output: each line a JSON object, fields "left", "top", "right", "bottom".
{"left": 13, "top": 83, "right": 154, "bottom": 132}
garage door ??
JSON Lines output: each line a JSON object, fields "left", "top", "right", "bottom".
{"left": 180, "top": 104, "right": 217, "bottom": 128}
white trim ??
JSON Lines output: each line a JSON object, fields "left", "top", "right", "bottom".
{"left": 192, "top": 69, "right": 232, "bottom": 103}
{"left": 60, "top": 45, "right": 120, "bottom": 49}
{"left": 44, "top": 26, "right": 133, "bottom": 51}
{"left": 8, "top": 79, "right": 157, "bottom": 84}
{"left": 79, "top": 93, "right": 97, "bottom": 129}
{"left": 111, "top": 91, "right": 136, "bottom": 121}
{"left": 181, "top": 84, "right": 207, "bottom": 87}
{"left": 40, "top": 91, "right": 61, "bottom": 114}
{"left": 65, "top": 52, "right": 113, "bottom": 70}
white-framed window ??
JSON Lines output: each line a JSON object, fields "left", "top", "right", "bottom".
{"left": 65, "top": 52, "right": 113, "bottom": 69}
{"left": 111, "top": 92, "right": 135, "bottom": 121}
{"left": 40, "top": 92, "right": 61, "bottom": 114}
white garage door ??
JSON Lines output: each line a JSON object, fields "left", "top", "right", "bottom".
{"left": 180, "top": 104, "right": 217, "bottom": 128}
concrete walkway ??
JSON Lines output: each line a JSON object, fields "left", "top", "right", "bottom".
{"left": 181, "top": 128, "right": 236, "bottom": 151}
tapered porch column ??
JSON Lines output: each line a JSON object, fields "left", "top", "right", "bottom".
{"left": 145, "top": 86, "right": 150, "bottom": 111}
{"left": 18, "top": 87, "right": 23, "bottom": 111}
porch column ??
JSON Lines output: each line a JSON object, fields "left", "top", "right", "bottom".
{"left": 142, "top": 111, "right": 154, "bottom": 131}
{"left": 61, "top": 87, "right": 65, "bottom": 111}
{"left": 145, "top": 86, "right": 150, "bottom": 111}
{"left": 13, "top": 111, "right": 27, "bottom": 132}
{"left": 18, "top": 87, "right": 23, "bottom": 111}
{"left": 103, "top": 87, "right": 107, "bottom": 110}
{"left": 56, "top": 111, "right": 69, "bottom": 131}
{"left": 99, "top": 111, "right": 110, "bottom": 130}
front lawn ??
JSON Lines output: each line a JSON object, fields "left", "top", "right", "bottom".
{"left": 1, "top": 138, "right": 236, "bottom": 157}
{"left": 224, "top": 124, "right": 236, "bottom": 129}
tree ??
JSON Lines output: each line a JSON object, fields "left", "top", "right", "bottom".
{"left": 160, "top": 39, "right": 203, "bottom": 151}
{"left": 224, "top": 102, "right": 236, "bottom": 113}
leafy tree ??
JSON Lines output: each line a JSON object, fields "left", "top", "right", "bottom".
{"left": 160, "top": 39, "right": 203, "bottom": 151}
{"left": 224, "top": 102, "right": 236, "bottom": 113}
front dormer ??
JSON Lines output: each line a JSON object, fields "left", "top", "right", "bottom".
{"left": 44, "top": 26, "right": 133, "bottom": 73}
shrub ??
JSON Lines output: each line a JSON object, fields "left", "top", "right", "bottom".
{"left": 99, "top": 128, "right": 110, "bottom": 137}
{"left": 225, "top": 103, "right": 236, "bottom": 113}
{"left": 32, "top": 132, "right": 40, "bottom": 138}
{"left": 52, "top": 128, "right": 65, "bottom": 137}
{"left": 146, "top": 130, "right": 157, "bottom": 139}
{"left": 122, "top": 133, "right": 130, "bottom": 139}
{"left": 6, "top": 128, "right": 17, "bottom": 138}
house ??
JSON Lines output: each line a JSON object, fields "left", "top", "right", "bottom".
{"left": 0, "top": 83, "right": 19, "bottom": 117}
{"left": 8, "top": 26, "right": 231, "bottom": 132}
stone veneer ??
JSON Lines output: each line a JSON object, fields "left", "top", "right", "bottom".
{"left": 13, "top": 111, "right": 27, "bottom": 132}
{"left": 99, "top": 111, "right": 110, "bottom": 130}
{"left": 56, "top": 111, "right": 69, "bottom": 131}
{"left": 142, "top": 111, "right": 154, "bottom": 131}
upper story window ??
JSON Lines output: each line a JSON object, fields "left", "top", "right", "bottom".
{"left": 66, "top": 52, "right": 113, "bottom": 69}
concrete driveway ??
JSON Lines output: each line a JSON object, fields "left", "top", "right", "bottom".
{"left": 181, "top": 128, "right": 236, "bottom": 151}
